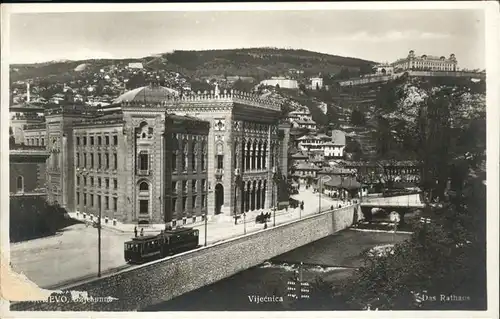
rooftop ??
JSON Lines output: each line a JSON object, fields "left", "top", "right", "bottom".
{"left": 121, "top": 89, "right": 282, "bottom": 112}
{"left": 10, "top": 144, "right": 50, "bottom": 160}
{"left": 294, "top": 162, "right": 321, "bottom": 171}
{"left": 113, "top": 85, "right": 179, "bottom": 104}
{"left": 290, "top": 152, "right": 309, "bottom": 159}
{"left": 324, "top": 176, "right": 362, "bottom": 190}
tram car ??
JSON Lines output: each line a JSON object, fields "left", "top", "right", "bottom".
{"left": 124, "top": 227, "right": 199, "bottom": 264}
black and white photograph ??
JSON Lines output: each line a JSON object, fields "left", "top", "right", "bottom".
{"left": 1, "top": 2, "right": 498, "bottom": 317}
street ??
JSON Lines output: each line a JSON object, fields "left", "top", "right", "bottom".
{"left": 9, "top": 188, "right": 343, "bottom": 288}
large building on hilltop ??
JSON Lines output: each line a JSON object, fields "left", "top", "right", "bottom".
{"left": 392, "top": 50, "right": 458, "bottom": 72}
{"left": 11, "top": 84, "right": 289, "bottom": 225}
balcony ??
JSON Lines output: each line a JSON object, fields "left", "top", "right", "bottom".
{"left": 137, "top": 169, "right": 150, "bottom": 176}
{"left": 215, "top": 168, "right": 224, "bottom": 179}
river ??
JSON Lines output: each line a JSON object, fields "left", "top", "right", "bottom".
{"left": 143, "top": 229, "right": 411, "bottom": 311}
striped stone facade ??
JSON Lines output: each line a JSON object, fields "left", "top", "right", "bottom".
{"left": 12, "top": 90, "right": 288, "bottom": 225}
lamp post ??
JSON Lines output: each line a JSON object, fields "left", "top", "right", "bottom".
{"left": 319, "top": 179, "right": 322, "bottom": 214}
{"left": 204, "top": 210, "right": 208, "bottom": 246}
{"left": 204, "top": 183, "right": 212, "bottom": 246}
{"left": 272, "top": 167, "right": 277, "bottom": 227}
{"left": 243, "top": 211, "right": 246, "bottom": 235}
{"left": 234, "top": 168, "right": 241, "bottom": 225}
{"left": 318, "top": 175, "right": 325, "bottom": 214}
{"left": 97, "top": 206, "right": 102, "bottom": 278}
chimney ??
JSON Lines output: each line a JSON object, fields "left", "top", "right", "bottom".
{"left": 26, "top": 82, "right": 30, "bottom": 103}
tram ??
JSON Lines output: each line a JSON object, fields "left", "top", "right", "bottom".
{"left": 124, "top": 227, "right": 199, "bottom": 264}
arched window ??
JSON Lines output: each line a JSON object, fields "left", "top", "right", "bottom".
{"left": 139, "top": 182, "right": 149, "bottom": 191}
{"left": 183, "top": 141, "right": 189, "bottom": 171}
{"left": 257, "top": 142, "right": 262, "bottom": 169}
{"left": 246, "top": 141, "right": 251, "bottom": 170}
{"left": 262, "top": 142, "right": 267, "bottom": 169}
{"left": 201, "top": 140, "right": 207, "bottom": 171}
{"left": 233, "top": 142, "right": 239, "bottom": 169}
{"left": 16, "top": 176, "right": 24, "bottom": 192}
{"left": 192, "top": 141, "right": 197, "bottom": 171}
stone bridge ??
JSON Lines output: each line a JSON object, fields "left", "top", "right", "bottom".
{"left": 360, "top": 193, "right": 425, "bottom": 219}
{"left": 11, "top": 204, "right": 361, "bottom": 311}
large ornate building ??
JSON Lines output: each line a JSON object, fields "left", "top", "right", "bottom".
{"left": 392, "top": 50, "right": 458, "bottom": 72}
{"left": 13, "top": 84, "right": 289, "bottom": 225}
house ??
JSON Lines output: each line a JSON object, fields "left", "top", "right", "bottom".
{"left": 297, "top": 130, "right": 346, "bottom": 159}
{"left": 325, "top": 130, "right": 346, "bottom": 158}
{"left": 292, "top": 162, "right": 321, "bottom": 185}
{"left": 297, "top": 134, "right": 321, "bottom": 151}
{"left": 128, "top": 62, "right": 144, "bottom": 69}
{"left": 311, "top": 77, "right": 323, "bottom": 90}
{"left": 292, "top": 118, "right": 317, "bottom": 131}
{"left": 322, "top": 175, "right": 366, "bottom": 199}
{"left": 287, "top": 109, "right": 313, "bottom": 123}
{"left": 289, "top": 151, "right": 309, "bottom": 167}
{"left": 318, "top": 167, "right": 356, "bottom": 177}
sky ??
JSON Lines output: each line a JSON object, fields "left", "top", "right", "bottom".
{"left": 8, "top": 9, "right": 486, "bottom": 69}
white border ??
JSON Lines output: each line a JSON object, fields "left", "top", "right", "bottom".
{"left": 1, "top": 2, "right": 498, "bottom": 319}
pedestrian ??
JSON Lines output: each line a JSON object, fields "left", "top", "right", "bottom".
{"left": 264, "top": 222, "right": 268, "bottom": 229}
{"left": 134, "top": 226, "right": 137, "bottom": 238}
{"left": 140, "top": 228, "right": 144, "bottom": 237}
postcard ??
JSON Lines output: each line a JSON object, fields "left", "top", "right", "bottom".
{"left": 1, "top": 2, "right": 498, "bottom": 318}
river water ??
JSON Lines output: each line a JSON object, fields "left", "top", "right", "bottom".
{"left": 143, "top": 229, "right": 411, "bottom": 311}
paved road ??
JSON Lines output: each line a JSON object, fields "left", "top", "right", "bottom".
{"left": 9, "top": 189, "right": 344, "bottom": 288}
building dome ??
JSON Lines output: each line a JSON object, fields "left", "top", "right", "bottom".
{"left": 113, "top": 85, "right": 179, "bottom": 104}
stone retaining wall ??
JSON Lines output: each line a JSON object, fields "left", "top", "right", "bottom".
{"left": 11, "top": 204, "right": 361, "bottom": 311}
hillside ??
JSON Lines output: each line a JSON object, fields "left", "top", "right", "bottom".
{"left": 10, "top": 47, "right": 376, "bottom": 83}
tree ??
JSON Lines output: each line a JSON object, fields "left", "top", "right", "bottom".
{"left": 305, "top": 176, "right": 314, "bottom": 186}
{"left": 299, "top": 83, "right": 307, "bottom": 95}
{"left": 9, "top": 135, "right": 16, "bottom": 147}
{"left": 233, "top": 79, "right": 254, "bottom": 92}
{"left": 373, "top": 76, "right": 485, "bottom": 200}
{"left": 359, "top": 64, "right": 374, "bottom": 76}
{"left": 10, "top": 197, "right": 79, "bottom": 243}
{"left": 342, "top": 172, "right": 486, "bottom": 310}
{"left": 280, "top": 101, "right": 294, "bottom": 119}
{"left": 344, "top": 137, "right": 363, "bottom": 160}
{"left": 350, "top": 109, "right": 366, "bottom": 126}
{"left": 336, "top": 67, "right": 351, "bottom": 80}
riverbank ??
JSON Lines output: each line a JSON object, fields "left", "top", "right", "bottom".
{"left": 143, "top": 229, "right": 411, "bottom": 311}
